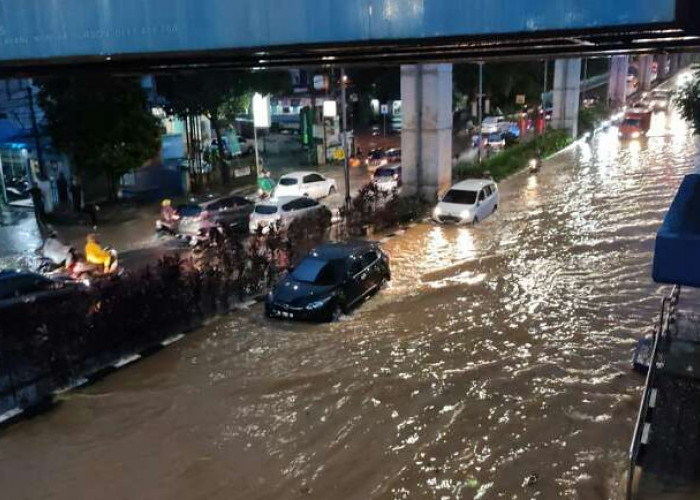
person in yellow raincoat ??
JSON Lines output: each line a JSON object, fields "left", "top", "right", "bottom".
{"left": 85, "top": 234, "right": 113, "bottom": 273}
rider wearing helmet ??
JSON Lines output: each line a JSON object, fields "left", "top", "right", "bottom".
{"left": 85, "top": 234, "right": 113, "bottom": 273}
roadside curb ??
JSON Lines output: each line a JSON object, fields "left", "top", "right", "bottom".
{"left": 0, "top": 293, "right": 266, "bottom": 431}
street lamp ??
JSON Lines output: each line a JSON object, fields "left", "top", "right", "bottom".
{"left": 340, "top": 67, "right": 351, "bottom": 211}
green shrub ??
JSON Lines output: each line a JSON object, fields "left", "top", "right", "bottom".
{"left": 454, "top": 130, "right": 572, "bottom": 182}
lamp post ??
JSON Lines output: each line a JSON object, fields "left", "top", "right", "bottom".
{"left": 478, "top": 62, "right": 485, "bottom": 164}
{"left": 340, "top": 68, "right": 351, "bottom": 211}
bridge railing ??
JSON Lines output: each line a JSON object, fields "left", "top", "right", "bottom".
{"left": 626, "top": 285, "right": 681, "bottom": 500}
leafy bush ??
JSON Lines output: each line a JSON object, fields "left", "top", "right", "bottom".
{"left": 454, "top": 130, "right": 572, "bottom": 182}
{"left": 674, "top": 65, "right": 700, "bottom": 133}
{"left": 340, "top": 183, "right": 429, "bottom": 236}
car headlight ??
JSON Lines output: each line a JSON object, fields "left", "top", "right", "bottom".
{"left": 631, "top": 131, "right": 641, "bottom": 139}
{"left": 306, "top": 297, "right": 332, "bottom": 310}
{"left": 433, "top": 207, "right": 442, "bottom": 217}
{"left": 460, "top": 210, "right": 472, "bottom": 220}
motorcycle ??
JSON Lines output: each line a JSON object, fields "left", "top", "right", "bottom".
{"left": 67, "top": 247, "right": 120, "bottom": 280}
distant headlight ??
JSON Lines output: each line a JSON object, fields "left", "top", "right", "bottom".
{"left": 306, "top": 297, "right": 332, "bottom": 310}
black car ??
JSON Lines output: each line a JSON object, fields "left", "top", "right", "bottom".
{"left": 265, "top": 242, "right": 391, "bottom": 322}
{"left": 0, "top": 270, "right": 87, "bottom": 313}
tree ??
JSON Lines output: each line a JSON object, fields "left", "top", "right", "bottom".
{"left": 674, "top": 65, "right": 700, "bottom": 133}
{"left": 156, "top": 70, "right": 291, "bottom": 185}
{"left": 38, "top": 75, "right": 161, "bottom": 198}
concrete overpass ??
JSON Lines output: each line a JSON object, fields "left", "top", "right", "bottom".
{"left": 0, "top": 0, "right": 698, "bottom": 73}
{"left": 1, "top": 0, "right": 699, "bottom": 198}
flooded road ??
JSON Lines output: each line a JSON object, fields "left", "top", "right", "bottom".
{"left": 1, "top": 108, "right": 698, "bottom": 500}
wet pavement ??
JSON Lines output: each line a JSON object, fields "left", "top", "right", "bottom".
{"left": 0, "top": 206, "right": 42, "bottom": 269}
{"left": 0, "top": 105, "right": 698, "bottom": 500}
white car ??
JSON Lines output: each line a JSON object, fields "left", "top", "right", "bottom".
{"left": 433, "top": 179, "right": 499, "bottom": 225}
{"left": 481, "top": 116, "right": 508, "bottom": 135}
{"left": 249, "top": 196, "right": 331, "bottom": 234}
{"left": 273, "top": 172, "right": 337, "bottom": 200}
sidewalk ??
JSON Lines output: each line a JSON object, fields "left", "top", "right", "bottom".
{"left": 0, "top": 205, "right": 42, "bottom": 269}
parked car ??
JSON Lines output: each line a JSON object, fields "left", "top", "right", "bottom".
{"left": 0, "top": 270, "right": 87, "bottom": 313}
{"left": 487, "top": 133, "right": 506, "bottom": 150}
{"left": 249, "top": 196, "right": 331, "bottom": 234}
{"left": 373, "top": 165, "right": 402, "bottom": 192}
{"left": 265, "top": 242, "right": 391, "bottom": 322}
{"left": 433, "top": 179, "right": 499, "bottom": 225}
{"left": 366, "top": 148, "right": 386, "bottom": 168}
{"left": 273, "top": 172, "right": 337, "bottom": 200}
{"left": 177, "top": 195, "right": 254, "bottom": 241}
{"left": 236, "top": 136, "right": 255, "bottom": 155}
{"left": 481, "top": 116, "right": 508, "bottom": 135}
{"left": 385, "top": 148, "right": 401, "bottom": 164}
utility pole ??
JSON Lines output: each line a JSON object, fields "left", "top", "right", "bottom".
{"left": 340, "top": 67, "right": 351, "bottom": 211}
{"left": 477, "top": 62, "right": 484, "bottom": 164}
{"left": 27, "top": 86, "right": 45, "bottom": 179}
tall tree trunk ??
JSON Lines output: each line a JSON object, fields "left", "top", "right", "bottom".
{"left": 211, "top": 116, "right": 230, "bottom": 185}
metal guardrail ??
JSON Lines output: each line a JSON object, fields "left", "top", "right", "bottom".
{"left": 626, "top": 285, "right": 681, "bottom": 500}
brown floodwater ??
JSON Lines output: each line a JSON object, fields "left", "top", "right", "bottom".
{"left": 0, "top": 107, "right": 698, "bottom": 500}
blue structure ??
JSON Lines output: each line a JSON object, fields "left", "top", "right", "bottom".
{"left": 653, "top": 174, "right": 700, "bottom": 287}
{"left": 0, "top": 0, "right": 695, "bottom": 70}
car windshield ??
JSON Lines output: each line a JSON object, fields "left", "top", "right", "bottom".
{"left": 488, "top": 134, "right": 502, "bottom": 142}
{"left": 279, "top": 178, "right": 298, "bottom": 186}
{"left": 292, "top": 257, "right": 343, "bottom": 286}
{"left": 369, "top": 150, "right": 384, "bottom": 159}
{"left": 177, "top": 204, "right": 202, "bottom": 217}
{"left": 254, "top": 205, "right": 278, "bottom": 215}
{"left": 442, "top": 189, "right": 478, "bottom": 205}
{"left": 374, "top": 167, "right": 396, "bottom": 178}
{"left": 622, "top": 119, "right": 641, "bottom": 127}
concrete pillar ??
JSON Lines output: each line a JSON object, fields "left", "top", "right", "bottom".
{"left": 608, "top": 55, "right": 629, "bottom": 108}
{"left": 636, "top": 55, "right": 653, "bottom": 91}
{"left": 657, "top": 54, "right": 669, "bottom": 80}
{"left": 552, "top": 58, "right": 581, "bottom": 138}
{"left": 400, "top": 64, "right": 453, "bottom": 200}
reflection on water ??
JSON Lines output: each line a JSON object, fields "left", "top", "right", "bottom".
{"left": 0, "top": 109, "right": 698, "bottom": 500}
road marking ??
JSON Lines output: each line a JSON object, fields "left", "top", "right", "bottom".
{"left": 55, "top": 377, "right": 89, "bottom": 395}
{"left": 649, "top": 389, "right": 657, "bottom": 408}
{"left": 162, "top": 334, "right": 185, "bottom": 347}
{"left": 0, "top": 408, "right": 23, "bottom": 424}
{"left": 641, "top": 423, "right": 651, "bottom": 445}
{"left": 114, "top": 354, "right": 141, "bottom": 369}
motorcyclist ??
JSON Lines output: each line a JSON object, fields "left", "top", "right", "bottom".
{"left": 85, "top": 234, "right": 114, "bottom": 273}
{"left": 257, "top": 170, "right": 276, "bottom": 199}
{"left": 158, "top": 198, "right": 179, "bottom": 232}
